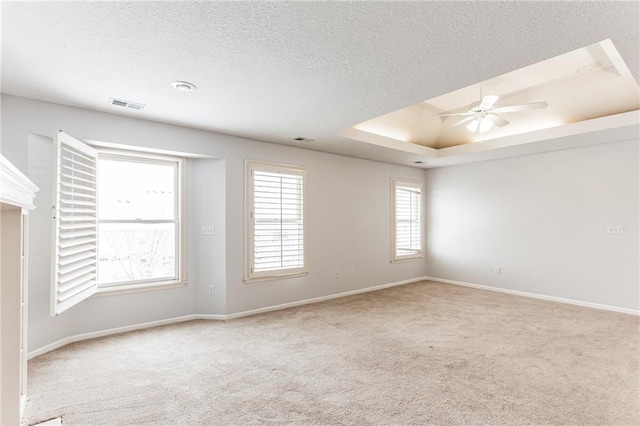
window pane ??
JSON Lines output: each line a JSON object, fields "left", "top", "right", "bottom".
{"left": 250, "top": 166, "right": 305, "bottom": 276}
{"left": 253, "top": 171, "right": 304, "bottom": 272}
{"left": 98, "top": 159, "right": 175, "bottom": 220}
{"left": 254, "top": 219, "right": 304, "bottom": 271}
{"left": 98, "top": 223, "right": 176, "bottom": 284}
{"left": 394, "top": 183, "right": 422, "bottom": 259}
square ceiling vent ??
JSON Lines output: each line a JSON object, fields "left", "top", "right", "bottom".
{"left": 109, "top": 98, "right": 145, "bottom": 110}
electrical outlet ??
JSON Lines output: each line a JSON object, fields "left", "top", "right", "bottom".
{"left": 202, "top": 226, "right": 215, "bottom": 236}
{"left": 208, "top": 285, "right": 214, "bottom": 295}
{"left": 494, "top": 266, "right": 501, "bottom": 274}
{"left": 336, "top": 270, "right": 341, "bottom": 279}
{"left": 350, "top": 268, "right": 356, "bottom": 277}
{"left": 607, "top": 225, "right": 624, "bottom": 235}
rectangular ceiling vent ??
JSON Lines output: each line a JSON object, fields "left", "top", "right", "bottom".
{"left": 110, "top": 98, "right": 145, "bottom": 111}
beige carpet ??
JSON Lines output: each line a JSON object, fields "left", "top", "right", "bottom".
{"left": 24, "top": 281, "right": 639, "bottom": 425}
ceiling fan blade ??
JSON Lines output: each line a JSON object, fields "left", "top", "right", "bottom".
{"left": 436, "top": 111, "right": 474, "bottom": 117}
{"left": 479, "top": 94, "right": 499, "bottom": 109}
{"left": 444, "top": 116, "right": 477, "bottom": 131}
{"left": 493, "top": 101, "right": 548, "bottom": 114}
{"left": 485, "top": 113, "right": 509, "bottom": 127}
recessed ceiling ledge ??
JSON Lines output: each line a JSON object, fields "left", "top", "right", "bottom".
{"left": 436, "top": 110, "right": 640, "bottom": 159}
{"left": 339, "top": 127, "right": 438, "bottom": 158}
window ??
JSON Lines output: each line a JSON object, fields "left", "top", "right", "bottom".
{"left": 245, "top": 161, "right": 306, "bottom": 282}
{"left": 97, "top": 152, "right": 184, "bottom": 288}
{"left": 391, "top": 179, "right": 423, "bottom": 262}
{"left": 52, "top": 131, "right": 185, "bottom": 315}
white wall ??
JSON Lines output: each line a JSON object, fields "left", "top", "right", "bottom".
{"left": 425, "top": 139, "right": 639, "bottom": 310}
{"left": 192, "top": 158, "right": 227, "bottom": 315}
{"left": 1, "top": 95, "right": 426, "bottom": 352}
{"left": 3, "top": 93, "right": 636, "bottom": 355}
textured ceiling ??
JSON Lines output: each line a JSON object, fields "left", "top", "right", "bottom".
{"left": 2, "top": 1, "right": 639, "bottom": 167}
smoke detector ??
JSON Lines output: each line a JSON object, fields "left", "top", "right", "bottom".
{"left": 171, "top": 81, "right": 197, "bottom": 92}
{"left": 109, "top": 98, "right": 145, "bottom": 110}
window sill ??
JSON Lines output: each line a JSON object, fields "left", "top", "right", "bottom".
{"left": 244, "top": 271, "right": 308, "bottom": 284}
{"left": 93, "top": 280, "right": 187, "bottom": 297}
{"left": 390, "top": 255, "right": 424, "bottom": 263}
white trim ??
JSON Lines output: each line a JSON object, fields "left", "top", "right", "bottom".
{"left": 20, "top": 394, "right": 26, "bottom": 420}
{"left": 32, "top": 417, "right": 62, "bottom": 426}
{"left": 0, "top": 153, "right": 39, "bottom": 210}
{"left": 600, "top": 39, "right": 635, "bottom": 81}
{"left": 93, "top": 280, "right": 187, "bottom": 297}
{"left": 184, "top": 314, "right": 228, "bottom": 321}
{"left": 424, "top": 276, "right": 640, "bottom": 316}
{"left": 27, "top": 314, "right": 200, "bottom": 359}
{"left": 244, "top": 159, "right": 308, "bottom": 281}
{"left": 86, "top": 139, "right": 221, "bottom": 160}
{"left": 97, "top": 149, "right": 183, "bottom": 163}
{"left": 28, "top": 276, "right": 427, "bottom": 359}
{"left": 244, "top": 272, "right": 308, "bottom": 284}
{"left": 95, "top": 149, "right": 187, "bottom": 288}
{"left": 391, "top": 178, "right": 423, "bottom": 262}
{"left": 29, "top": 275, "right": 639, "bottom": 359}
{"left": 224, "top": 276, "right": 426, "bottom": 319}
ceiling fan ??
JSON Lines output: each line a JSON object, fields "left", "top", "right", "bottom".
{"left": 439, "top": 94, "right": 548, "bottom": 133}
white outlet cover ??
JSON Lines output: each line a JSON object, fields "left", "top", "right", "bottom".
{"left": 607, "top": 225, "right": 624, "bottom": 235}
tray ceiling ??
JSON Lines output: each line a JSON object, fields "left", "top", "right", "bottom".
{"left": 346, "top": 40, "right": 640, "bottom": 150}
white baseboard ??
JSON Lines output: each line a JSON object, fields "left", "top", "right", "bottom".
{"left": 20, "top": 393, "right": 26, "bottom": 420}
{"left": 27, "top": 314, "right": 199, "bottom": 359}
{"left": 424, "top": 276, "right": 640, "bottom": 316}
{"left": 218, "top": 276, "right": 427, "bottom": 320}
{"left": 28, "top": 277, "right": 427, "bottom": 359}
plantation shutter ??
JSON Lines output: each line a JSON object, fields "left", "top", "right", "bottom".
{"left": 393, "top": 181, "right": 422, "bottom": 260}
{"left": 247, "top": 162, "right": 306, "bottom": 280}
{"left": 51, "top": 130, "right": 98, "bottom": 315}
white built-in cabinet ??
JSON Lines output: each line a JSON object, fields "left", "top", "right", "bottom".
{"left": 1, "top": 154, "right": 38, "bottom": 425}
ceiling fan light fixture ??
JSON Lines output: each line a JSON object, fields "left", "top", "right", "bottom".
{"left": 466, "top": 119, "right": 480, "bottom": 132}
{"left": 466, "top": 116, "right": 494, "bottom": 133}
{"left": 466, "top": 117, "right": 495, "bottom": 133}
{"left": 479, "top": 118, "right": 493, "bottom": 133}
{"left": 441, "top": 94, "right": 545, "bottom": 134}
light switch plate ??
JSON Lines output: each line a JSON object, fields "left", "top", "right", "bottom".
{"left": 202, "top": 225, "right": 215, "bottom": 236}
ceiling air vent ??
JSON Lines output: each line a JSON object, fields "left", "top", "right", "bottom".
{"left": 110, "top": 98, "right": 145, "bottom": 111}
{"left": 293, "top": 137, "right": 315, "bottom": 143}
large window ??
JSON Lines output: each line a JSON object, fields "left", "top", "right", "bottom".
{"left": 391, "top": 179, "right": 423, "bottom": 262}
{"left": 245, "top": 160, "right": 306, "bottom": 282}
{"left": 97, "top": 153, "right": 183, "bottom": 288}
{"left": 52, "top": 131, "right": 185, "bottom": 315}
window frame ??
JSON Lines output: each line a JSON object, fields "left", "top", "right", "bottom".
{"left": 245, "top": 160, "right": 307, "bottom": 283}
{"left": 391, "top": 178, "right": 423, "bottom": 263}
{"left": 94, "top": 148, "right": 187, "bottom": 295}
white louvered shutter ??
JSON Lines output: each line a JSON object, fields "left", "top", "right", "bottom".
{"left": 247, "top": 162, "right": 306, "bottom": 280}
{"left": 393, "top": 180, "right": 422, "bottom": 260}
{"left": 51, "top": 130, "right": 98, "bottom": 315}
